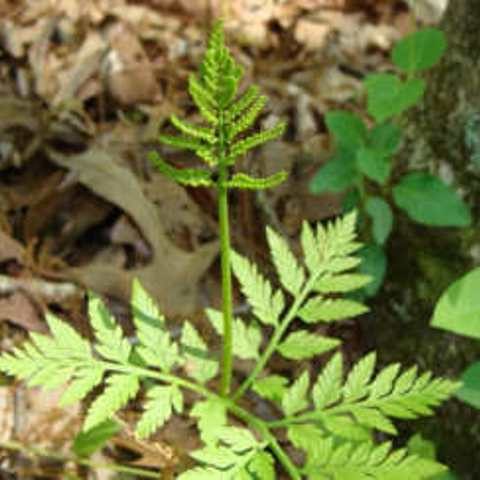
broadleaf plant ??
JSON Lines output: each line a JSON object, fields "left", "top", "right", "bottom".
{"left": 310, "top": 27, "right": 472, "bottom": 297}
{"left": 0, "top": 22, "right": 460, "bottom": 479}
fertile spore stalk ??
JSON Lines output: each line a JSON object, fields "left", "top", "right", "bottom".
{"left": 151, "top": 21, "right": 287, "bottom": 396}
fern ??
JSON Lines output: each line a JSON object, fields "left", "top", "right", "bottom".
{"left": 152, "top": 20, "right": 286, "bottom": 185}
{"left": 0, "top": 22, "right": 461, "bottom": 480}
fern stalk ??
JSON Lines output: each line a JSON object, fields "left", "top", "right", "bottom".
{"left": 218, "top": 113, "right": 234, "bottom": 396}
{"left": 105, "top": 359, "right": 301, "bottom": 478}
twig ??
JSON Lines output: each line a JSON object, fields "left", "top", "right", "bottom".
{"left": 0, "top": 275, "right": 80, "bottom": 300}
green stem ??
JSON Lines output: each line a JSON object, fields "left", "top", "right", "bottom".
{"left": 232, "top": 274, "right": 319, "bottom": 401}
{"left": 217, "top": 111, "right": 234, "bottom": 397}
{"left": 0, "top": 440, "right": 161, "bottom": 479}
{"left": 106, "top": 363, "right": 300, "bottom": 479}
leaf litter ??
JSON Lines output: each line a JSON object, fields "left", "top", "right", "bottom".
{"left": 0, "top": 0, "right": 448, "bottom": 477}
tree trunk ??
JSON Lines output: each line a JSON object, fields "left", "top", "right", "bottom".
{"left": 371, "top": 2, "right": 480, "bottom": 477}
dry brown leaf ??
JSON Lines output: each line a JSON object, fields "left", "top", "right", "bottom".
{"left": 0, "top": 387, "right": 14, "bottom": 443}
{"left": 0, "top": 231, "right": 24, "bottom": 264}
{"left": 53, "top": 31, "right": 107, "bottom": 106}
{"left": 48, "top": 147, "right": 218, "bottom": 316}
{"left": 104, "top": 23, "right": 161, "bottom": 106}
{"left": 0, "top": 291, "right": 45, "bottom": 333}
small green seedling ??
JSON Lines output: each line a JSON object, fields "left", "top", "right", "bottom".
{"left": 310, "top": 28, "right": 471, "bottom": 296}
{"left": 0, "top": 22, "right": 460, "bottom": 479}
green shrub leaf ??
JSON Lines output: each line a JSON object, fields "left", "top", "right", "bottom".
{"left": 357, "top": 244, "right": 387, "bottom": 297}
{"left": 73, "top": 419, "right": 121, "bottom": 457}
{"left": 325, "top": 111, "right": 367, "bottom": 150}
{"left": 431, "top": 267, "right": 480, "bottom": 339}
{"left": 393, "top": 172, "right": 472, "bottom": 227}
{"left": 356, "top": 147, "right": 392, "bottom": 184}
{"left": 364, "top": 74, "right": 426, "bottom": 122}
{"left": 392, "top": 28, "right": 447, "bottom": 73}
{"left": 456, "top": 362, "right": 480, "bottom": 409}
{"left": 309, "top": 147, "right": 357, "bottom": 194}
{"left": 365, "top": 197, "right": 394, "bottom": 245}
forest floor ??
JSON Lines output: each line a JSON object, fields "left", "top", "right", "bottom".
{"left": 1, "top": 1, "right": 474, "bottom": 479}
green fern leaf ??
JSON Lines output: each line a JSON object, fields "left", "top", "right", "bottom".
{"left": 304, "top": 440, "right": 446, "bottom": 480}
{"left": 311, "top": 353, "right": 460, "bottom": 436}
{"left": 88, "top": 294, "right": 131, "bottom": 364}
{"left": 343, "top": 352, "right": 377, "bottom": 402}
{"left": 0, "top": 312, "right": 99, "bottom": 393}
{"left": 226, "top": 171, "right": 287, "bottom": 190}
{"left": 282, "top": 371, "right": 310, "bottom": 416}
{"left": 231, "top": 251, "right": 284, "bottom": 326}
{"left": 287, "top": 424, "right": 326, "bottom": 454}
{"left": 148, "top": 152, "right": 213, "bottom": 187}
{"left": 84, "top": 374, "right": 139, "bottom": 432}
{"left": 59, "top": 366, "right": 105, "bottom": 407}
{"left": 228, "top": 122, "right": 286, "bottom": 162}
{"left": 135, "top": 385, "right": 183, "bottom": 439}
{"left": 191, "top": 398, "right": 227, "bottom": 444}
{"left": 170, "top": 115, "right": 217, "bottom": 144}
{"left": 206, "top": 308, "right": 261, "bottom": 360}
{"left": 301, "top": 212, "right": 360, "bottom": 275}
{"left": 277, "top": 330, "right": 340, "bottom": 360}
{"left": 45, "top": 312, "right": 92, "bottom": 359}
{"left": 266, "top": 226, "right": 305, "bottom": 296}
{"left": 252, "top": 375, "right": 288, "bottom": 404}
{"left": 159, "top": 134, "right": 206, "bottom": 153}
{"left": 314, "top": 273, "right": 371, "bottom": 293}
{"left": 181, "top": 321, "right": 218, "bottom": 384}
{"left": 312, "top": 352, "right": 343, "bottom": 409}
{"left": 227, "top": 95, "right": 267, "bottom": 140}
{"left": 298, "top": 297, "right": 368, "bottom": 323}
{"left": 131, "top": 279, "right": 180, "bottom": 372}
{"left": 199, "top": 21, "right": 243, "bottom": 107}
{"left": 188, "top": 75, "right": 218, "bottom": 125}
{"left": 226, "top": 85, "right": 260, "bottom": 121}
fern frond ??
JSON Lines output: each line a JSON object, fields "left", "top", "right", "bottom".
{"left": 131, "top": 279, "right": 180, "bottom": 373}
{"left": 0, "top": 311, "right": 97, "bottom": 393}
{"left": 303, "top": 439, "right": 446, "bottom": 480}
{"left": 89, "top": 294, "right": 132, "bottom": 364}
{"left": 206, "top": 308, "right": 261, "bottom": 360}
{"left": 148, "top": 152, "right": 213, "bottom": 187}
{"left": 84, "top": 374, "right": 140, "bottom": 432}
{"left": 226, "top": 85, "right": 260, "bottom": 121}
{"left": 277, "top": 330, "right": 340, "bottom": 360}
{"left": 308, "top": 352, "right": 460, "bottom": 436}
{"left": 199, "top": 21, "right": 243, "bottom": 107}
{"left": 266, "top": 226, "right": 305, "bottom": 296}
{"left": 231, "top": 250, "right": 285, "bottom": 326}
{"left": 170, "top": 115, "right": 217, "bottom": 145}
{"left": 227, "top": 122, "right": 286, "bottom": 163}
{"left": 227, "top": 95, "right": 267, "bottom": 140}
{"left": 135, "top": 385, "right": 183, "bottom": 439}
{"left": 180, "top": 321, "right": 218, "bottom": 384}
{"left": 226, "top": 171, "right": 287, "bottom": 190}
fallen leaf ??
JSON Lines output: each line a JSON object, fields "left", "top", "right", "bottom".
{"left": 48, "top": 147, "right": 218, "bottom": 316}
{"left": 0, "top": 291, "right": 46, "bottom": 333}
